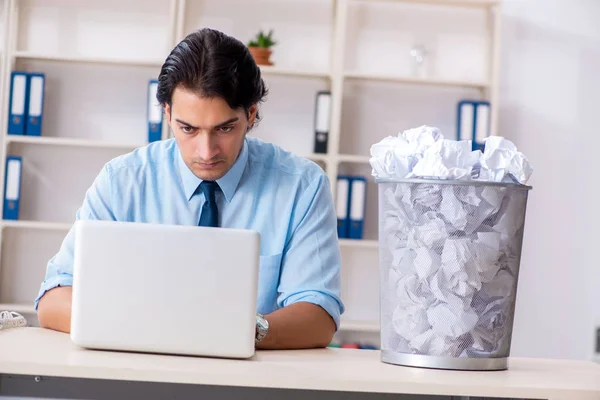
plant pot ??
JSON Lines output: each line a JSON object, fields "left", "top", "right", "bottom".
{"left": 248, "top": 46, "right": 273, "bottom": 66}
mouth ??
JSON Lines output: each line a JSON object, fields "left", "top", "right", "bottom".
{"left": 196, "top": 160, "right": 223, "bottom": 169}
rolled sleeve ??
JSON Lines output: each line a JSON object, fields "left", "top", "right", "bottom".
{"left": 281, "top": 290, "right": 343, "bottom": 330}
{"left": 34, "top": 164, "right": 116, "bottom": 310}
{"left": 35, "top": 270, "right": 74, "bottom": 309}
{"left": 277, "top": 171, "right": 345, "bottom": 329}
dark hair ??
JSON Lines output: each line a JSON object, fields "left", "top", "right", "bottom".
{"left": 156, "top": 28, "right": 268, "bottom": 128}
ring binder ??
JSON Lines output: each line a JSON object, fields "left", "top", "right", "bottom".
{"left": 348, "top": 177, "right": 366, "bottom": 240}
{"left": 147, "top": 80, "right": 163, "bottom": 143}
{"left": 26, "top": 73, "right": 45, "bottom": 136}
{"left": 8, "top": 72, "right": 29, "bottom": 135}
{"left": 336, "top": 176, "right": 351, "bottom": 239}
{"left": 3, "top": 156, "right": 23, "bottom": 220}
{"left": 313, "top": 91, "right": 331, "bottom": 154}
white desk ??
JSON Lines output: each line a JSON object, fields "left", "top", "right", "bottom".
{"left": 1, "top": 328, "right": 599, "bottom": 400}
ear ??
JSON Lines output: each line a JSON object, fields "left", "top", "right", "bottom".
{"left": 164, "top": 103, "right": 172, "bottom": 128}
{"left": 247, "top": 104, "right": 258, "bottom": 129}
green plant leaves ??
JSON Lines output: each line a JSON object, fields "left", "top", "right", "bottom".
{"left": 247, "top": 29, "right": 276, "bottom": 48}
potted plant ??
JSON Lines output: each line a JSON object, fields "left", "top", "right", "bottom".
{"left": 247, "top": 29, "right": 276, "bottom": 66}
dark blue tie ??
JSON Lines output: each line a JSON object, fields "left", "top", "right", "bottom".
{"left": 198, "top": 181, "right": 219, "bottom": 227}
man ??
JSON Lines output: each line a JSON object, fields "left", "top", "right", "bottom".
{"left": 35, "top": 28, "right": 344, "bottom": 349}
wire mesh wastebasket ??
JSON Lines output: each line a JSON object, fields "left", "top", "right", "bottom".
{"left": 377, "top": 178, "right": 532, "bottom": 371}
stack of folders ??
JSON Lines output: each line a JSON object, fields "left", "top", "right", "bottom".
{"left": 5, "top": 71, "right": 38, "bottom": 221}
{"left": 8, "top": 71, "right": 46, "bottom": 136}
{"left": 336, "top": 176, "right": 366, "bottom": 240}
{"left": 457, "top": 100, "right": 491, "bottom": 151}
{"left": 147, "top": 80, "right": 164, "bottom": 143}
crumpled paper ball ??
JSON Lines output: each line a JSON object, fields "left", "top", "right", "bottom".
{"left": 370, "top": 125, "right": 533, "bottom": 184}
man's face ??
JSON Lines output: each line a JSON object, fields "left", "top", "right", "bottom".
{"left": 165, "top": 86, "right": 257, "bottom": 181}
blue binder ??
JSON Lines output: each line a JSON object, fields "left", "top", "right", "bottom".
{"left": 147, "top": 80, "right": 163, "bottom": 142}
{"left": 348, "top": 176, "right": 366, "bottom": 240}
{"left": 3, "top": 156, "right": 23, "bottom": 220}
{"left": 457, "top": 100, "right": 491, "bottom": 151}
{"left": 26, "top": 73, "right": 45, "bottom": 136}
{"left": 7, "top": 72, "right": 29, "bottom": 135}
{"left": 336, "top": 176, "right": 351, "bottom": 239}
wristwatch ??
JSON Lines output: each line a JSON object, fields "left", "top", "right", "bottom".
{"left": 255, "top": 313, "right": 269, "bottom": 345}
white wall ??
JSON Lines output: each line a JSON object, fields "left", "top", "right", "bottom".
{"left": 499, "top": 0, "right": 600, "bottom": 360}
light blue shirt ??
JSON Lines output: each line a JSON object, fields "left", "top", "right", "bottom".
{"left": 35, "top": 136, "right": 345, "bottom": 328}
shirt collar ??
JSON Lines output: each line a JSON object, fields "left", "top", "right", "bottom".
{"left": 177, "top": 138, "right": 248, "bottom": 203}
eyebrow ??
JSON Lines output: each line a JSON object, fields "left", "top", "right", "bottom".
{"left": 175, "top": 117, "right": 239, "bottom": 130}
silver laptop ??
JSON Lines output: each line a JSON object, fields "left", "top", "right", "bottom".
{"left": 70, "top": 219, "right": 260, "bottom": 359}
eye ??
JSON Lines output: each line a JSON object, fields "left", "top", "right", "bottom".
{"left": 217, "top": 125, "right": 234, "bottom": 133}
{"left": 180, "top": 126, "right": 194, "bottom": 134}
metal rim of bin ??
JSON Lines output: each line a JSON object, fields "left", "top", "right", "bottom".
{"left": 375, "top": 176, "right": 533, "bottom": 371}
{"left": 374, "top": 177, "right": 533, "bottom": 191}
{"left": 381, "top": 350, "right": 508, "bottom": 371}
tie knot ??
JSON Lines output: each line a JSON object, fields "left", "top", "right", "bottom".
{"left": 199, "top": 181, "right": 218, "bottom": 203}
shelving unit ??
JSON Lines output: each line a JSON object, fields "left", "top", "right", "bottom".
{"left": 0, "top": 0, "right": 177, "bottom": 319}
{"left": 0, "top": 0, "right": 501, "bottom": 342}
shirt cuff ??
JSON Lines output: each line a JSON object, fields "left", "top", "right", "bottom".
{"left": 282, "top": 291, "right": 343, "bottom": 331}
{"left": 34, "top": 274, "right": 73, "bottom": 310}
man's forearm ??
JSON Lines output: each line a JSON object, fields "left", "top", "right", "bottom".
{"left": 37, "top": 286, "right": 73, "bottom": 334}
{"left": 257, "top": 302, "right": 336, "bottom": 350}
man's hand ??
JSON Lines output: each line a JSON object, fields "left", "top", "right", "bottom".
{"left": 256, "top": 302, "right": 336, "bottom": 350}
{"left": 37, "top": 286, "right": 73, "bottom": 334}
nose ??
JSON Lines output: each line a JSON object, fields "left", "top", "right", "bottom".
{"left": 195, "top": 132, "right": 219, "bottom": 161}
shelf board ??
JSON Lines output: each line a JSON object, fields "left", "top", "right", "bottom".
{"left": 6, "top": 135, "right": 145, "bottom": 151}
{"left": 0, "top": 303, "right": 36, "bottom": 315}
{"left": 304, "top": 153, "right": 329, "bottom": 162}
{"left": 338, "top": 154, "right": 371, "bottom": 164}
{"left": 13, "top": 53, "right": 329, "bottom": 77}
{"left": 2, "top": 220, "right": 72, "bottom": 231}
{"left": 344, "top": 70, "right": 489, "bottom": 89}
{"left": 352, "top": 0, "right": 500, "bottom": 8}
{"left": 13, "top": 51, "right": 164, "bottom": 68}
{"left": 259, "top": 65, "right": 330, "bottom": 79}
{"left": 339, "top": 320, "right": 380, "bottom": 333}
{"left": 339, "top": 239, "right": 378, "bottom": 249}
